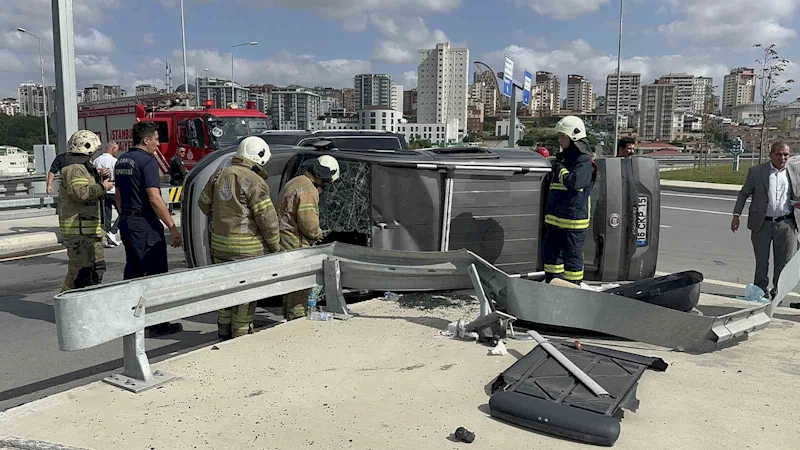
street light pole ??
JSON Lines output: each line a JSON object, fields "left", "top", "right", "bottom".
{"left": 231, "top": 41, "right": 258, "bottom": 106}
{"left": 17, "top": 28, "right": 49, "bottom": 145}
{"left": 613, "top": 0, "right": 624, "bottom": 156}
{"left": 180, "top": 0, "right": 189, "bottom": 98}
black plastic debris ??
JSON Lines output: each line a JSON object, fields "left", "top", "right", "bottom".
{"left": 489, "top": 341, "right": 668, "bottom": 447}
{"left": 453, "top": 427, "right": 475, "bottom": 443}
{"left": 604, "top": 270, "right": 703, "bottom": 312}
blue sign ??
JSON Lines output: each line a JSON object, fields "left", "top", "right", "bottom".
{"left": 502, "top": 55, "right": 514, "bottom": 98}
{"left": 522, "top": 70, "right": 532, "bottom": 106}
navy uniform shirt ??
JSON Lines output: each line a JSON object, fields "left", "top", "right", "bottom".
{"left": 49, "top": 153, "right": 67, "bottom": 174}
{"left": 114, "top": 147, "right": 160, "bottom": 220}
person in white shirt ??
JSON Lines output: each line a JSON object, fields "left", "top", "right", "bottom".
{"left": 93, "top": 141, "right": 122, "bottom": 247}
{"left": 732, "top": 141, "right": 800, "bottom": 298}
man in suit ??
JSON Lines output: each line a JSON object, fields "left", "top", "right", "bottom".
{"left": 732, "top": 141, "right": 800, "bottom": 298}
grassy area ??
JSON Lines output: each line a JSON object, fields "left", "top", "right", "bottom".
{"left": 660, "top": 162, "right": 754, "bottom": 185}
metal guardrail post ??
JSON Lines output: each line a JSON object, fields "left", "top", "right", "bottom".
{"left": 324, "top": 258, "right": 352, "bottom": 319}
{"left": 104, "top": 330, "right": 176, "bottom": 394}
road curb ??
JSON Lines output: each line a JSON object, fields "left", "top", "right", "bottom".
{"left": 0, "top": 436, "right": 90, "bottom": 450}
{"left": 0, "top": 232, "right": 61, "bottom": 259}
{"left": 660, "top": 180, "right": 741, "bottom": 196}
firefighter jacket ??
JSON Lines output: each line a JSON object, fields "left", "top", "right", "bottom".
{"left": 198, "top": 156, "right": 280, "bottom": 260}
{"left": 277, "top": 173, "right": 323, "bottom": 251}
{"left": 59, "top": 156, "right": 106, "bottom": 239}
{"left": 545, "top": 139, "right": 595, "bottom": 230}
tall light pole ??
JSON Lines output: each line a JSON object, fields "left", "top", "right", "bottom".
{"left": 196, "top": 67, "right": 209, "bottom": 107}
{"left": 180, "top": 0, "right": 189, "bottom": 98}
{"left": 613, "top": 0, "right": 623, "bottom": 156}
{"left": 231, "top": 41, "right": 257, "bottom": 106}
{"left": 17, "top": 27, "right": 49, "bottom": 145}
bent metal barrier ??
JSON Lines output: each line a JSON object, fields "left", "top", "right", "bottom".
{"left": 53, "top": 243, "right": 788, "bottom": 393}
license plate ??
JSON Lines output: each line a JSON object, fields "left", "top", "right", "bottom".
{"left": 637, "top": 196, "right": 648, "bottom": 247}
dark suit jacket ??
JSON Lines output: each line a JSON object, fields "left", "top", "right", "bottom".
{"left": 734, "top": 162, "right": 798, "bottom": 231}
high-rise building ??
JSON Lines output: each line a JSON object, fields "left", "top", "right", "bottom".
{"left": 640, "top": 82, "right": 678, "bottom": 142}
{"left": 473, "top": 70, "right": 501, "bottom": 116}
{"left": 656, "top": 73, "right": 696, "bottom": 112}
{"left": 534, "top": 71, "right": 560, "bottom": 116}
{"left": 354, "top": 74, "right": 392, "bottom": 110}
{"left": 403, "top": 89, "right": 418, "bottom": 119}
{"left": 605, "top": 71, "right": 641, "bottom": 116}
{"left": 390, "top": 84, "right": 404, "bottom": 113}
{"left": 722, "top": 68, "right": 756, "bottom": 117}
{"left": 270, "top": 89, "right": 321, "bottom": 130}
{"left": 249, "top": 84, "right": 277, "bottom": 112}
{"left": 82, "top": 84, "right": 125, "bottom": 103}
{"left": 135, "top": 84, "right": 158, "bottom": 96}
{"left": 1, "top": 98, "right": 19, "bottom": 116}
{"left": 692, "top": 77, "right": 714, "bottom": 114}
{"left": 566, "top": 74, "right": 593, "bottom": 113}
{"left": 594, "top": 95, "right": 606, "bottom": 113}
{"left": 197, "top": 77, "right": 249, "bottom": 107}
{"left": 18, "top": 82, "right": 55, "bottom": 117}
{"left": 468, "top": 81, "right": 499, "bottom": 118}
{"left": 339, "top": 88, "right": 356, "bottom": 112}
{"left": 417, "top": 42, "right": 469, "bottom": 132}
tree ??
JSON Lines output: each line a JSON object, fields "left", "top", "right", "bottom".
{"left": 0, "top": 114, "right": 56, "bottom": 153}
{"left": 755, "top": 43, "right": 794, "bottom": 162}
{"left": 779, "top": 117, "right": 791, "bottom": 134}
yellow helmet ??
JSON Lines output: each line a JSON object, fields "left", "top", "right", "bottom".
{"left": 68, "top": 130, "right": 102, "bottom": 155}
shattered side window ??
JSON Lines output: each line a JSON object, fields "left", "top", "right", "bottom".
{"left": 319, "top": 160, "right": 371, "bottom": 236}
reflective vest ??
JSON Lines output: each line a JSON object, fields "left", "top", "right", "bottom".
{"left": 277, "top": 173, "right": 323, "bottom": 251}
{"left": 545, "top": 139, "right": 595, "bottom": 230}
{"left": 198, "top": 157, "right": 280, "bottom": 260}
{"left": 58, "top": 162, "right": 105, "bottom": 238}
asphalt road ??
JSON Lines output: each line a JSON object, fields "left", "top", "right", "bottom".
{"left": 0, "top": 241, "right": 283, "bottom": 411}
{"left": 0, "top": 191, "right": 788, "bottom": 411}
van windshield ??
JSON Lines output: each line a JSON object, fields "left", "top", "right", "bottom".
{"left": 216, "top": 117, "right": 270, "bottom": 145}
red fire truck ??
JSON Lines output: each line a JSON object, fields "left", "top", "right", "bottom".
{"left": 77, "top": 93, "right": 270, "bottom": 175}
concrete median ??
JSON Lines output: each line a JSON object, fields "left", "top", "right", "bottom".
{"left": 0, "top": 232, "right": 61, "bottom": 259}
{"left": 660, "top": 180, "right": 741, "bottom": 196}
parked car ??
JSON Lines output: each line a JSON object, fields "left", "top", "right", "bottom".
{"left": 182, "top": 140, "right": 660, "bottom": 282}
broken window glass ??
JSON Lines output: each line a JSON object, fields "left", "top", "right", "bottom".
{"left": 319, "top": 160, "right": 372, "bottom": 236}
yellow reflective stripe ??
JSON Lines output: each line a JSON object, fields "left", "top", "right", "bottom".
{"left": 558, "top": 168, "right": 568, "bottom": 183}
{"left": 550, "top": 183, "right": 583, "bottom": 192}
{"left": 564, "top": 270, "right": 584, "bottom": 281}
{"left": 66, "top": 178, "right": 91, "bottom": 188}
{"left": 297, "top": 203, "right": 317, "bottom": 212}
{"left": 545, "top": 215, "right": 590, "bottom": 230}
{"left": 544, "top": 264, "right": 564, "bottom": 273}
{"left": 251, "top": 198, "right": 274, "bottom": 213}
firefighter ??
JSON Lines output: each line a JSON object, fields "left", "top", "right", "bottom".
{"left": 198, "top": 137, "right": 281, "bottom": 339}
{"left": 59, "top": 130, "right": 114, "bottom": 291}
{"left": 278, "top": 155, "right": 340, "bottom": 320}
{"left": 544, "top": 116, "right": 596, "bottom": 285}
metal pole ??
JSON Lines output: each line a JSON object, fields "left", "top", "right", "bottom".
{"left": 38, "top": 38, "right": 50, "bottom": 146}
{"left": 231, "top": 46, "right": 235, "bottom": 106}
{"left": 508, "top": 84, "right": 517, "bottom": 147}
{"left": 613, "top": 0, "right": 624, "bottom": 155}
{"left": 180, "top": 0, "right": 188, "bottom": 96}
{"left": 52, "top": 0, "right": 79, "bottom": 154}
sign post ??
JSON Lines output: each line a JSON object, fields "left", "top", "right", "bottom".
{"left": 502, "top": 55, "right": 516, "bottom": 148}
{"left": 522, "top": 70, "right": 532, "bottom": 107}
{"left": 730, "top": 137, "right": 743, "bottom": 172}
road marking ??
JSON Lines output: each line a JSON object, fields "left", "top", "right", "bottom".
{"left": 662, "top": 192, "right": 737, "bottom": 202}
{"left": 655, "top": 271, "right": 800, "bottom": 298}
{"left": 662, "top": 206, "right": 744, "bottom": 217}
{"left": 660, "top": 225, "right": 672, "bottom": 228}
{"left": 0, "top": 248, "right": 66, "bottom": 262}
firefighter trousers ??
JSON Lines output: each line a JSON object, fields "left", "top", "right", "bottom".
{"left": 212, "top": 255, "right": 257, "bottom": 339}
{"left": 283, "top": 289, "right": 311, "bottom": 321}
{"left": 542, "top": 225, "right": 586, "bottom": 284}
{"left": 62, "top": 237, "right": 106, "bottom": 292}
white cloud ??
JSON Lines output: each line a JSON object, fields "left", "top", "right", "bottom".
{"left": 657, "top": 0, "right": 798, "bottom": 49}
{"left": 402, "top": 70, "right": 418, "bottom": 89}
{"left": 370, "top": 15, "right": 449, "bottom": 64}
{"left": 0, "top": 0, "right": 121, "bottom": 28}
{"left": 237, "top": 0, "right": 461, "bottom": 19}
{"left": 483, "top": 40, "right": 731, "bottom": 96}
{"left": 514, "top": 0, "right": 610, "bottom": 20}
{"left": 74, "top": 29, "right": 116, "bottom": 54}
{"left": 0, "top": 50, "right": 25, "bottom": 73}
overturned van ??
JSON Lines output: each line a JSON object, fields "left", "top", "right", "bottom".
{"left": 182, "top": 144, "right": 660, "bottom": 282}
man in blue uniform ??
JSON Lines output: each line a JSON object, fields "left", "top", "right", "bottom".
{"left": 115, "top": 121, "right": 183, "bottom": 336}
{"left": 543, "top": 116, "right": 596, "bottom": 284}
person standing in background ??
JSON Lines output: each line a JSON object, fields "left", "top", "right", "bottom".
{"left": 170, "top": 147, "right": 187, "bottom": 186}
{"left": 92, "top": 141, "right": 121, "bottom": 247}
{"left": 46, "top": 152, "right": 67, "bottom": 195}
{"left": 616, "top": 137, "right": 636, "bottom": 158}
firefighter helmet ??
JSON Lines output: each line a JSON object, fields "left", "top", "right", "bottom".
{"left": 236, "top": 136, "right": 271, "bottom": 166}
{"left": 312, "top": 155, "right": 340, "bottom": 183}
{"left": 68, "top": 130, "right": 102, "bottom": 155}
{"left": 554, "top": 116, "right": 587, "bottom": 142}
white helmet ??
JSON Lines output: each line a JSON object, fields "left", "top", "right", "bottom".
{"left": 236, "top": 136, "right": 271, "bottom": 166}
{"left": 68, "top": 130, "right": 102, "bottom": 155}
{"left": 314, "top": 155, "right": 340, "bottom": 183}
{"left": 554, "top": 116, "right": 587, "bottom": 142}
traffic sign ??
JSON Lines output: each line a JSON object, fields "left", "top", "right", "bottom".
{"left": 502, "top": 55, "right": 514, "bottom": 98}
{"left": 522, "top": 70, "right": 532, "bottom": 106}
{"left": 729, "top": 137, "right": 744, "bottom": 156}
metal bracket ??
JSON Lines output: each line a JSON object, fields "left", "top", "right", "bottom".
{"left": 324, "top": 258, "right": 353, "bottom": 320}
{"left": 467, "top": 264, "right": 493, "bottom": 317}
{"left": 103, "top": 330, "right": 176, "bottom": 393}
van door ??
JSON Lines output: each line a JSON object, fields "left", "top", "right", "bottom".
{"left": 584, "top": 157, "right": 660, "bottom": 281}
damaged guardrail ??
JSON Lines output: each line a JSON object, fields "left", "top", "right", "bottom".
{"left": 53, "top": 243, "right": 789, "bottom": 393}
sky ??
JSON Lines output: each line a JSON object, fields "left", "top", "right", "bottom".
{"left": 1, "top": 0, "right": 800, "bottom": 101}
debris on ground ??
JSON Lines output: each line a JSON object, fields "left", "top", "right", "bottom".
{"left": 453, "top": 427, "right": 475, "bottom": 444}
{"left": 488, "top": 341, "right": 508, "bottom": 356}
